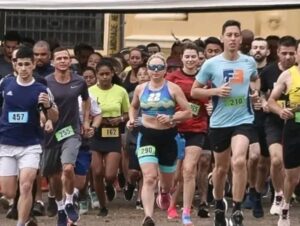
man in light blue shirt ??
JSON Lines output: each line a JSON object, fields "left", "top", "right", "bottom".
{"left": 191, "top": 19, "right": 259, "bottom": 226}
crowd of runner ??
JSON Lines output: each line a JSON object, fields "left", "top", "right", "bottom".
{"left": 0, "top": 19, "right": 299, "bottom": 226}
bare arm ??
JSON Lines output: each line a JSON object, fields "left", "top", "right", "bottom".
{"left": 268, "top": 71, "right": 293, "bottom": 120}
{"left": 82, "top": 97, "right": 91, "bottom": 132}
{"left": 127, "top": 84, "right": 142, "bottom": 128}
{"left": 191, "top": 80, "right": 231, "bottom": 99}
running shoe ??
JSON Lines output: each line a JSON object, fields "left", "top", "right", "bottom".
{"left": 136, "top": 200, "right": 144, "bottom": 210}
{"left": 214, "top": 199, "right": 228, "bottom": 226}
{"left": 142, "top": 216, "right": 155, "bottom": 226}
{"left": 64, "top": 203, "right": 79, "bottom": 223}
{"left": 229, "top": 210, "right": 244, "bottom": 226}
{"left": 57, "top": 210, "right": 68, "bottom": 226}
{"left": 277, "top": 209, "right": 290, "bottom": 226}
{"left": 198, "top": 202, "right": 210, "bottom": 218}
{"left": 6, "top": 204, "right": 18, "bottom": 220}
{"left": 97, "top": 207, "right": 108, "bottom": 217}
{"left": 79, "top": 200, "right": 89, "bottom": 215}
{"left": 88, "top": 189, "right": 100, "bottom": 209}
{"left": 156, "top": 192, "right": 171, "bottom": 210}
{"left": 124, "top": 183, "right": 135, "bottom": 201}
{"left": 270, "top": 195, "right": 283, "bottom": 215}
{"left": 47, "top": 196, "right": 58, "bottom": 217}
{"left": 182, "top": 213, "right": 194, "bottom": 226}
{"left": 252, "top": 192, "right": 264, "bottom": 218}
{"left": 105, "top": 184, "right": 116, "bottom": 202}
{"left": 167, "top": 206, "right": 179, "bottom": 219}
{"left": 33, "top": 200, "right": 45, "bottom": 216}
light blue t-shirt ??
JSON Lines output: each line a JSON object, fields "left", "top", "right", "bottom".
{"left": 196, "top": 53, "right": 257, "bottom": 128}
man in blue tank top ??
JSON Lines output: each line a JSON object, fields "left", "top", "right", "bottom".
{"left": 0, "top": 46, "right": 58, "bottom": 226}
{"left": 191, "top": 20, "right": 259, "bottom": 226}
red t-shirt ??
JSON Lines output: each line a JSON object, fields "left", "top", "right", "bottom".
{"left": 166, "top": 69, "right": 208, "bottom": 133}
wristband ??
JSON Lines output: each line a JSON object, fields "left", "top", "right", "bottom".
{"left": 44, "top": 102, "right": 53, "bottom": 110}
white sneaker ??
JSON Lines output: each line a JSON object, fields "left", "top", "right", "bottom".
{"left": 88, "top": 190, "right": 100, "bottom": 209}
{"left": 277, "top": 209, "right": 290, "bottom": 226}
{"left": 270, "top": 195, "right": 283, "bottom": 215}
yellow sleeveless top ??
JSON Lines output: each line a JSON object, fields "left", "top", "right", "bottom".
{"left": 287, "top": 65, "right": 300, "bottom": 108}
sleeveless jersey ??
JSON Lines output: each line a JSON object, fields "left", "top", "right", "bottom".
{"left": 166, "top": 69, "right": 208, "bottom": 133}
{"left": 140, "top": 81, "right": 175, "bottom": 116}
{"left": 287, "top": 66, "right": 300, "bottom": 108}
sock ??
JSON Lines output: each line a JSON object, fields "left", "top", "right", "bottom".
{"left": 56, "top": 199, "right": 65, "bottom": 211}
{"left": 73, "top": 188, "right": 79, "bottom": 197}
{"left": 183, "top": 207, "right": 191, "bottom": 215}
{"left": 249, "top": 187, "right": 256, "bottom": 194}
{"left": 215, "top": 199, "right": 225, "bottom": 210}
{"left": 275, "top": 191, "right": 283, "bottom": 197}
{"left": 65, "top": 193, "right": 74, "bottom": 205}
{"left": 16, "top": 222, "right": 25, "bottom": 226}
{"left": 232, "top": 201, "right": 241, "bottom": 213}
{"left": 282, "top": 200, "right": 290, "bottom": 210}
{"left": 48, "top": 193, "right": 55, "bottom": 198}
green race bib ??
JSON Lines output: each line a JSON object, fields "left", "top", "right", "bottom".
{"left": 55, "top": 126, "right": 75, "bottom": 142}
{"left": 224, "top": 96, "right": 246, "bottom": 107}
{"left": 295, "top": 112, "right": 300, "bottom": 123}
{"left": 189, "top": 102, "right": 200, "bottom": 116}
{"left": 137, "top": 145, "right": 156, "bottom": 158}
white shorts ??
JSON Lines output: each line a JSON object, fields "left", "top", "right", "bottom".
{"left": 0, "top": 144, "right": 42, "bottom": 176}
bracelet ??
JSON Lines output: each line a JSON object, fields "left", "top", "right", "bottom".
{"left": 169, "top": 115, "right": 174, "bottom": 125}
{"left": 120, "top": 116, "right": 125, "bottom": 122}
{"left": 44, "top": 102, "right": 53, "bottom": 110}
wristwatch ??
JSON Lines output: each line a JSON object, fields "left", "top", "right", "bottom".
{"left": 169, "top": 115, "right": 174, "bottom": 125}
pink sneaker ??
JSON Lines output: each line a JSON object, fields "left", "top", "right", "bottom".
{"left": 156, "top": 193, "right": 171, "bottom": 210}
{"left": 167, "top": 207, "right": 179, "bottom": 219}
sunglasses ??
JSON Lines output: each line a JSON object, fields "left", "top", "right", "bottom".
{"left": 147, "top": 64, "right": 166, "bottom": 72}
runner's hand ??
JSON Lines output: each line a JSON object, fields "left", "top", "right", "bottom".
{"left": 253, "top": 98, "right": 262, "bottom": 110}
{"left": 217, "top": 83, "right": 231, "bottom": 97}
{"left": 44, "top": 120, "right": 53, "bottom": 133}
{"left": 38, "top": 92, "right": 51, "bottom": 108}
{"left": 126, "top": 119, "right": 135, "bottom": 130}
{"left": 205, "top": 101, "right": 213, "bottom": 116}
{"left": 279, "top": 108, "right": 294, "bottom": 120}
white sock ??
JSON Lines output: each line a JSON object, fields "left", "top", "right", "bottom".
{"left": 48, "top": 193, "right": 55, "bottom": 198}
{"left": 282, "top": 200, "right": 290, "bottom": 209}
{"left": 56, "top": 199, "right": 65, "bottom": 211}
{"left": 73, "top": 188, "right": 79, "bottom": 197}
{"left": 65, "top": 193, "right": 74, "bottom": 205}
{"left": 275, "top": 191, "right": 283, "bottom": 197}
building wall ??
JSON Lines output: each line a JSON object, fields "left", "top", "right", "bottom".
{"left": 124, "top": 9, "right": 300, "bottom": 50}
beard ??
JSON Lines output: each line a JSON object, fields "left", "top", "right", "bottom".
{"left": 254, "top": 54, "right": 266, "bottom": 63}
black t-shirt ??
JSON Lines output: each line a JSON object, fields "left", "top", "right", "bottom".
{"left": 260, "top": 62, "right": 287, "bottom": 122}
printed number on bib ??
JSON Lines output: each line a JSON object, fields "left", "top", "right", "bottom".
{"left": 224, "top": 96, "right": 246, "bottom": 107}
{"left": 55, "top": 126, "right": 75, "bottom": 142}
{"left": 137, "top": 145, "right": 156, "bottom": 158}
{"left": 8, "top": 112, "right": 28, "bottom": 123}
{"left": 147, "top": 92, "right": 161, "bottom": 102}
{"left": 189, "top": 102, "right": 200, "bottom": 116}
{"left": 101, "top": 127, "right": 119, "bottom": 137}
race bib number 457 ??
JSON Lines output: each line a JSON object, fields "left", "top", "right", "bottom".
{"left": 8, "top": 112, "right": 28, "bottom": 123}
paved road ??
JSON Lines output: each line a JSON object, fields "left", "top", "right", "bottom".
{"left": 1, "top": 193, "right": 300, "bottom": 226}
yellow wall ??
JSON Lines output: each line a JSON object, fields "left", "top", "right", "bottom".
{"left": 124, "top": 9, "right": 300, "bottom": 49}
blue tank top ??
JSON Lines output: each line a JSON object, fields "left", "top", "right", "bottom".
{"left": 140, "top": 81, "right": 176, "bottom": 116}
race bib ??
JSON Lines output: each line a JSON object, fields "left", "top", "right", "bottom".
{"left": 8, "top": 112, "right": 28, "bottom": 123}
{"left": 101, "top": 127, "right": 119, "bottom": 138}
{"left": 295, "top": 112, "right": 300, "bottom": 123}
{"left": 189, "top": 102, "right": 200, "bottom": 116}
{"left": 55, "top": 126, "right": 75, "bottom": 142}
{"left": 277, "top": 100, "right": 286, "bottom": 108}
{"left": 224, "top": 96, "right": 246, "bottom": 107}
{"left": 137, "top": 145, "right": 156, "bottom": 158}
